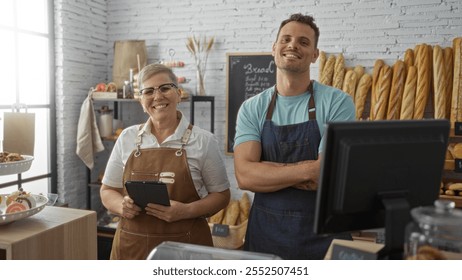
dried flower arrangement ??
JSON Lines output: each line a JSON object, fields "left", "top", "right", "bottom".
{"left": 186, "top": 35, "right": 214, "bottom": 96}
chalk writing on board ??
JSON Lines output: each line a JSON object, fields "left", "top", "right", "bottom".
{"left": 226, "top": 53, "right": 276, "bottom": 154}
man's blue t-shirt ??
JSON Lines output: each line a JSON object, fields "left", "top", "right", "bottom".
{"left": 234, "top": 80, "right": 356, "bottom": 153}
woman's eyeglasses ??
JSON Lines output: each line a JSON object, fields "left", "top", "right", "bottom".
{"left": 139, "top": 83, "right": 178, "bottom": 98}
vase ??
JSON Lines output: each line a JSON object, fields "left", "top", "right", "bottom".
{"left": 196, "top": 69, "right": 206, "bottom": 96}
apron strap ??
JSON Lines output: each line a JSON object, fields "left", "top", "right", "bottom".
{"left": 134, "top": 123, "right": 145, "bottom": 157}
{"left": 176, "top": 124, "right": 193, "bottom": 157}
{"left": 266, "top": 81, "right": 316, "bottom": 120}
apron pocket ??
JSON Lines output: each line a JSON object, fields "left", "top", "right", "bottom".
{"left": 130, "top": 171, "right": 160, "bottom": 181}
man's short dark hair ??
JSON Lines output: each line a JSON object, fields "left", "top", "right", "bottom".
{"left": 276, "top": 13, "right": 320, "bottom": 48}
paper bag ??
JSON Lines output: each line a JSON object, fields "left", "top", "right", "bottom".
{"left": 3, "top": 111, "right": 35, "bottom": 156}
{"left": 112, "top": 40, "right": 147, "bottom": 89}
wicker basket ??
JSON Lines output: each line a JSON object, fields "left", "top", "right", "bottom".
{"left": 208, "top": 219, "right": 248, "bottom": 250}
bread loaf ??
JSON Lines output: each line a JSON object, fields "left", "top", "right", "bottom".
{"left": 353, "top": 65, "right": 365, "bottom": 82}
{"left": 332, "top": 53, "right": 345, "bottom": 89}
{"left": 320, "top": 55, "right": 336, "bottom": 86}
{"left": 222, "top": 200, "right": 240, "bottom": 226}
{"left": 413, "top": 44, "right": 422, "bottom": 67}
{"left": 400, "top": 66, "right": 417, "bottom": 119}
{"left": 404, "top": 48, "right": 414, "bottom": 71}
{"left": 414, "top": 43, "right": 430, "bottom": 119}
{"left": 209, "top": 208, "right": 225, "bottom": 224}
{"left": 433, "top": 45, "right": 447, "bottom": 119}
{"left": 373, "top": 64, "right": 392, "bottom": 120}
{"left": 448, "top": 183, "right": 462, "bottom": 191}
{"left": 453, "top": 143, "right": 462, "bottom": 158}
{"left": 371, "top": 59, "right": 385, "bottom": 120}
{"left": 387, "top": 60, "right": 406, "bottom": 120}
{"left": 444, "top": 47, "right": 454, "bottom": 119}
{"left": 318, "top": 51, "right": 327, "bottom": 81}
{"left": 355, "top": 73, "right": 372, "bottom": 120}
{"left": 238, "top": 192, "right": 251, "bottom": 223}
{"left": 451, "top": 37, "right": 462, "bottom": 128}
{"left": 342, "top": 70, "right": 358, "bottom": 99}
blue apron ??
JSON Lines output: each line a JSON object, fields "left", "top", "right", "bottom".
{"left": 244, "top": 82, "right": 349, "bottom": 259}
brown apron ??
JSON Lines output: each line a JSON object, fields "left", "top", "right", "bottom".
{"left": 110, "top": 123, "right": 213, "bottom": 260}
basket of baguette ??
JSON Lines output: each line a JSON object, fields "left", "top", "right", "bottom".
{"left": 208, "top": 192, "right": 251, "bottom": 250}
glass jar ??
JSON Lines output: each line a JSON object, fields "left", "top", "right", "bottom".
{"left": 405, "top": 199, "right": 462, "bottom": 260}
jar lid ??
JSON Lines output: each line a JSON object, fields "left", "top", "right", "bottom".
{"left": 411, "top": 199, "right": 462, "bottom": 227}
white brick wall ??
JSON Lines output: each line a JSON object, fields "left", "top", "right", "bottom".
{"left": 56, "top": 0, "right": 462, "bottom": 207}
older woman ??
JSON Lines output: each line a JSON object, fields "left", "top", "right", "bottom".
{"left": 100, "top": 63, "right": 230, "bottom": 260}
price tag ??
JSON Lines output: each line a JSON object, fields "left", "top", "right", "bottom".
{"left": 332, "top": 244, "right": 378, "bottom": 260}
{"left": 455, "top": 122, "right": 462, "bottom": 135}
{"left": 211, "top": 224, "right": 229, "bottom": 237}
{"left": 455, "top": 159, "right": 462, "bottom": 173}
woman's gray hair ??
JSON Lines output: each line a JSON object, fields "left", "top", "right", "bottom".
{"left": 137, "top": 63, "right": 178, "bottom": 91}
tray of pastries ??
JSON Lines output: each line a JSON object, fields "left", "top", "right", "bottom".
{"left": 0, "top": 189, "right": 48, "bottom": 225}
{"left": 0, "top": 152, "right": 34, "bottom": 176}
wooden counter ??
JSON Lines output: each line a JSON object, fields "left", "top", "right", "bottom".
{"left": 0, "top": 206, "right": 97, "bottom": 260}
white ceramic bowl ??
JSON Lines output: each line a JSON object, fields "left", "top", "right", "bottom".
{"left": 0, "top": 155, "right": 34, "bottom": 176}
{"left": 0, "top": 194, "right": 48, "bottom": 225}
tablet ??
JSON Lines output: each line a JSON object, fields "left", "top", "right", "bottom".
{"left": 125, "top": 180, "right": 171, "bottom": 208}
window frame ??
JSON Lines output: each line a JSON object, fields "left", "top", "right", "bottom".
{"left": 0, "top": 0, "right": 56, "bottom": 194}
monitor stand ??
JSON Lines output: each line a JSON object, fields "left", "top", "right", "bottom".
{"left": 377, "top": 196, "right": 411, "bottom": 260}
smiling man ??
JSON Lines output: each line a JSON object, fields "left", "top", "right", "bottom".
{"left": 233, "top": 13, "right": 355, "bottom": 260}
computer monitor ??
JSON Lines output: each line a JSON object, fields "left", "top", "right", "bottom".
{"left": 314, "top": 119, "right": 449, "bottom": 259}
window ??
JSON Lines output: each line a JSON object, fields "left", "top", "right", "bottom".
{"left": 0, "top": 0, "right": 55, "bottom": 195}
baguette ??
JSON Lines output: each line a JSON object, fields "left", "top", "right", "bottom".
{"left": 453, "top": 143, "right": 462, "bottom": 158}
{"left": 444, "top": 47, "right": 454, "bottom": 119}
{"left": 387, "top": 60, "right": 406, "bottom": 120}
{"left": 451, "top": 37, "right": 462, "bottom": 128}
{"left": 332, "top": 53, "right": 345, "bottom": 89}
{"left": 353, "top": 65, "right": 365, "bottom": 82}
{"left": 238, "top": 192, "right": 251, "bottom": 222}
{"left": 448, "top": 183, "right": 462, "bottom": 191}
{"left": 404, "top": 48, "right": 414, "bottom": 71}
{"left": 342, "top": 70, "right": 358, "bottom": 99}
{"left": 209, "top": 208, "right": 225, "bottom": 224}
{"left": 414, "top": 43, "right": 430, "bottom": 119}
{"left": 373, "top": 64, "right": 392, "bottom": 120}
{"left": 400, "top": 66, "right": 417, "bottom": 119}
{"left": 433, "top": 45, "right": 447, "bottom": 119}
{"left": 318, "top": 51, "right": 327, "bottom": 81}
{"left": 320, "top": 55, "right": 336, "bottom": 86}
{"left": 355, "top": 73, "right": 372, "bottom": 120}
{"left": 222, "top": 200, "right": 240, "bottom": 226}
{"left": 414, "top": 44, "right": 422, "bottom": 67}
{"left": 371, "top": 59, "right": 385, "bottom": 120}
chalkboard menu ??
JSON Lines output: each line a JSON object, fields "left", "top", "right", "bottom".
{"left": 226, "top": 52, "right": 276, "bottom": 154}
